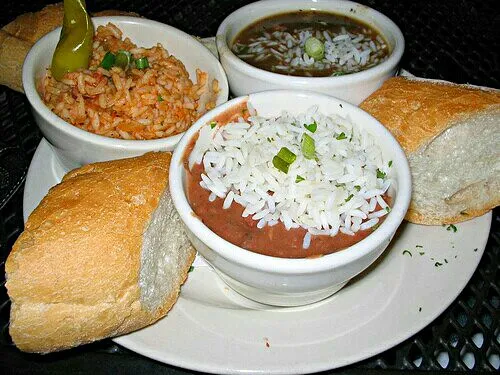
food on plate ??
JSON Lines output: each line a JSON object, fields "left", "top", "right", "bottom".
{"left": 40, "top": 22, "right": 220, "bottom": 140}
{"left": 0, "top": 2, "right": 139, "bottom": 92}
{"left": 50, "top": 0, "right": 94, "bottom": 80}
{"left": 231, "top": 10, "right": 389, "bottom": 77}
{"left": 5, "top": 152, "right": 195, "bottom": 353}
{"left": 360, "top": 76, "right": 500, "bottom": 225}
{"left": 186, "top": 102, "right": 393, "bottom": 258}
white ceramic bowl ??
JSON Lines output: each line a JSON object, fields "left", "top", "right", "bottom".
{"left": 216, "top": 0, "right": 404, "bottom": 105}
{"left": 23, "top": 16, "right": 229, "bottom": 171}
{"left": 170, "top": 90, "right": 411, "bottom": 306}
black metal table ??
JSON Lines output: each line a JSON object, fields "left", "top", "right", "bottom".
{"left": 0, "top": 0, "right": 498, "bottom": 373}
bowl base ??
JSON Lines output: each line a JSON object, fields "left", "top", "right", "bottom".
{"left": 216, "top": 270, "right": 348, "bottom": 307}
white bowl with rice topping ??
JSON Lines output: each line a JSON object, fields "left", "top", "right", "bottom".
{"left": 23, "top": 16, "right": 229, "bottom": 171}
{"left": 216, "top": 0, "right": 404, "bottom": 105}
{"left": 170, "top": 90, "right": 411, "bottom": 306}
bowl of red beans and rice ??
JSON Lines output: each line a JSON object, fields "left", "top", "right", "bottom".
{"left": 170, "top": 90, "right": 411, "bottom": 306}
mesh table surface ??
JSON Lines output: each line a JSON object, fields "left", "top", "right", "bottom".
{"left": 0, "top": 0, "right": 498, "bottom": 373}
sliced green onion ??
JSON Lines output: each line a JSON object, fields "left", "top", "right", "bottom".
{"left": 354, "top": 185, "right": 361, "bottom": 191}
{"left": 157, "top": 95, "right": 164, "bottom": 102}
{"left": 272, "top": 155, "right": 290, "bottom": 174}
{"left": 115, "top": 50, "right": 131, "bottom": 69}
{"left": 135, "top": 57, "right": 150, "bottom": 69}
{"left": 345, "top": 194, "right": 354, "bottom": 202}
{"left": 301, "top": 133, "right": 316, "bottom": 160}
{"left": 304, "top": 121, "right": 317, "bottom": 133}
{"left": 100, "top": 51, "right": 115, "bottom": 70}
{"left": 277, "top": 147, "right": 296, "bottom": 164}
{"left": 295, "top": 175, "right": 305, "bottom": 183}
{"left": 304, "top": 37, "right": 325, "bottom": 60}
{"left": 388, "top": 160, "right": 393, "bottom": 167}
{"left": 336, "top": 132, "right": 347, "bottom": 140}
{"left": 376, "top": 168, "right": 386, "bottom": 179}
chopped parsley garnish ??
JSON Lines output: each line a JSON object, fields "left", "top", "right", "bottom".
{"left": 345, "top": 194, "right": 354, "bottom": 202}
{"left": 419, "top": 307, "right": 422, "bottom": 312}
{"left": 188, "top": 266, "right": 194, "bottom": 273}
{"left": 419, "top": 252, "right": 425, "bottom": 256}
{"left": 376, "top": 168, "right": 386, "bottom": 179}
{"left": 435, "top": 262, "right": 443, "bottom": 267}
{"left": 474, "top": 248, "right": 478, "bottom": 252}
{"left": 304, "top": 121, "right": 317, "bottom": 133}
{"left": 336, "top": 132, "right": 347, "bottom": 140}
{"left": 295, "top": 175, "right": 305, "bottom": 183}
{"left": 157, "top": 95, "right": 164, "bottom": 102}
{"left": 210, "top": 121, "right": 217, "bottom": 129}
{"left": 267, "top": 137, "right": 274, "bottom": 142}
{"left": 388, "top": 160, "right": 393, "bottom": 167}
{"left": 446, "top": 224, "right": 458, "bottom": 233}
{"left": 444, "top": 259, "right": 448, "bottom": 264}
{"left": 332, "top": 71, "right": 345, "bottom": 77}
{"left": 402, "top": 250, "right": 412, "bottom": 257}
{"left": 354, "top": 185, "right": 361, "bottom": 191}
{"left": 416, "top": 245, "right": 423, "bottom": 248}
{"left": 385, "top": 206, "right": 391, "bottom": 213}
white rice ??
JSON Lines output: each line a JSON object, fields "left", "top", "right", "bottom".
{"left": 189, "top": 105, "right": 393, "bottom": 248}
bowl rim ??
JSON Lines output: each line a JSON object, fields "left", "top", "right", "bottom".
{"left": 170, "top": 89, "right": 412, "bottom": 274}
{"left": 216, "top": 0, "right": 405, "bottom": 85}
{"left": 22, "top": 16, "right": 229, "bottom": 149}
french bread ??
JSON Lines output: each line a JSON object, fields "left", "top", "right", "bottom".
{"left": 5, "top": 152, "right": 195, "bottom": 353}
{"left": 0, "top": 3, "right": 140, "bottom": 92}
{"left": 360, "top": 76, "right": 500, "bottom": 225}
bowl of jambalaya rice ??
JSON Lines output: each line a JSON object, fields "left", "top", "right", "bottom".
{"left": 23, "top": 16, "right": 229, "bottom": 170}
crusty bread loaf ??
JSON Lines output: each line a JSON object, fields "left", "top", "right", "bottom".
{"left": 5, "top": 152, "right": 195, "bottom": 353}
{"left": 360, "top": 76, "right": 500, "bottom": 225}
{"left": 0, "top": 3, "right": 139, "bottom": 92}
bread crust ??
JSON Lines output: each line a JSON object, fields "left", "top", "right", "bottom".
{"left": 5, "top": 152, "right": 195, "bottom": 353}
{"left": 0, "top": 3, "right": 139, "bottom": 92}
{"left": 360, "top": 77, "right": 500, "bottom": 225}
{"left": 360, "top": 76, "right": 500, "bottom": 154}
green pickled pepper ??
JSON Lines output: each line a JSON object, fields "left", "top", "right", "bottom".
{"left": 51, "top": 0, "right": 94, "bottom": 80}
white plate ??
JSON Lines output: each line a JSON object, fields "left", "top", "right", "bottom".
{"left": 24, "top": 138, "right": 491, "bottom": 374}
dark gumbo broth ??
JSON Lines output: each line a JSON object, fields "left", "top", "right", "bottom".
{"left": 232, "top": 10, "right": 390, "bottom": 77}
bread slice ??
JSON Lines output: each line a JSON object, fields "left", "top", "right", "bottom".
{"left": 360, "top": 76, "right": 500, "bottom": 225}
{"left": 5, "top": 152, "right": 195, "bottom": 353}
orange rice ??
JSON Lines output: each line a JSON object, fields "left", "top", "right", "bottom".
{"left": 40, "top": 23, "right": 220, "bottom": 140}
